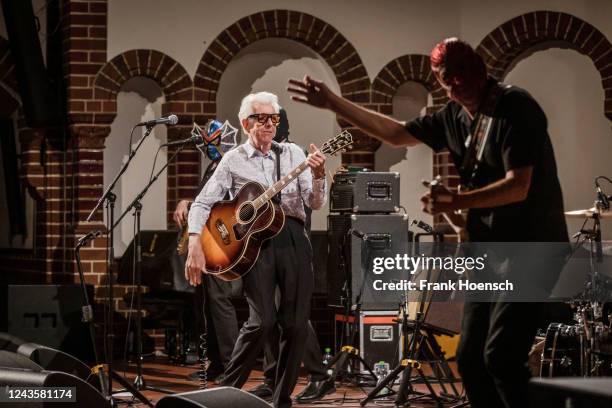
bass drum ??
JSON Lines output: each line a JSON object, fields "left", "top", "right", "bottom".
{"left": 540, "top": 323, "right": 585, "bottom": 377}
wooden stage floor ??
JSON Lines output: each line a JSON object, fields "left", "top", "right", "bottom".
{"left": 113, "top": 357, "right": 464, "bottom": 407}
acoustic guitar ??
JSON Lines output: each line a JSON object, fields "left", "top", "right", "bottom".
{"left": 199, "top": 131, "right": 353, "bottom": 281}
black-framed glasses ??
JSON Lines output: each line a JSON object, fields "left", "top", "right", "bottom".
{"left": 248, "top": 113, "right": 281, "bottom": 126}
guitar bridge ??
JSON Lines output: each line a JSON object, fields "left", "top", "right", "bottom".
{"left": 215, "top": 219, "right": 231, "bottom": 245}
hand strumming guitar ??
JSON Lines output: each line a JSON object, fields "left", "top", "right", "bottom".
{"left": 185, "top": 234, "right": 206, "bottom": 286}
{"left": 421, "top": 177, "right": 469, "bottom": 241}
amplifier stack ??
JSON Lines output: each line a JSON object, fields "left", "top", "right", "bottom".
{"left": 327, "top": 170, "right": 408, "bottom": 375}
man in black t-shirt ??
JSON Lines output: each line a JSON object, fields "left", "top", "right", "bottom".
{"left": 288, "top": 38, "right": 568, "bottom": 408}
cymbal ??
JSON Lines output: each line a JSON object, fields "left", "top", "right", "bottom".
{"left": 565, "top": 207, "right": 612, "bottom": 219}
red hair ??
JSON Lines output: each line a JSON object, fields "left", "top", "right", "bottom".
{"left": 430, "top": 38, "right": 487, "bottom": 84}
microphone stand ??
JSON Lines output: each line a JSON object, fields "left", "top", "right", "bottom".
{"left": 112, "top": 143, "right": 187, "bottom": 394}
{"left": 85, "top": 124, "right": 156, "bottom": 407}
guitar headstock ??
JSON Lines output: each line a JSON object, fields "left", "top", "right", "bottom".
{"left": 320, "top": 130, "right": 353, "bottom": 156}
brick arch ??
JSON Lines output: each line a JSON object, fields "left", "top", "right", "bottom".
{"left": 193, "top": 10, "right": 371, "bottom": 165}
{"left": 93, "top": 49, "right": 194, "bottom": 113}
{"left": 372, "top": 54, "right": 447, "bottom": 111}
{"left": 369, "top": 54, "right": 446, "bottom": 153}
{"left": 93, "top": 50, "right": 197, "bottom": 228}
{"left": 476, "top": 11, "right": 612, "bottom": 120}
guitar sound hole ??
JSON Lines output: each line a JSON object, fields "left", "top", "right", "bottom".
{"left": 237, "top": 202, "right": 256, "bottom": 223}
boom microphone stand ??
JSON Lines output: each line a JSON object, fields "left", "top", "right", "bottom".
{"left": 112, "top": 142, "right": 188, "bottom": 394}
{"left": 85, "top": 124, "right": 158, "bottom": 407}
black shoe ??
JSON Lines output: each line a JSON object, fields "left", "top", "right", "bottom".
{"left": 295, "top": 378, "right": 335, "bottom": 403}
{"left": 213, "top": 373, "right": 227, "bottom": 385}
{"left": 248, "top": 383, "right": 274, "bottom": 400}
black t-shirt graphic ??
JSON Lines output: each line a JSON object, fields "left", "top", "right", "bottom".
{"left": 406, "top": 80, "right": 568, "bottom": 242}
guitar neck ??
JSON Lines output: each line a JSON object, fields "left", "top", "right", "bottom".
{"left": 253, "top": 160, "right": 310, "bottom": 211}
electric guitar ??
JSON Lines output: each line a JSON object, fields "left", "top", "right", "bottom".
{"left": 200, "top": 131, "right": 353, "bottom": 281}
{"left": 426, "top": 176, "right": 469, "bottom": 242}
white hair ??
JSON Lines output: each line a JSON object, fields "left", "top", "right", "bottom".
{"left": 237, "top": 91, "right": 280, "bottom": 135}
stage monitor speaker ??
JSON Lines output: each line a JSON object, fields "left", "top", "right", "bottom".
{"left": 156, "top": 387, "right": 270, "bottom": 408}
{"left": 0, "top": 350, "right": 43, "bottom": 371}
{"left": 7, "top": 285, "right": 94, "bottom": 363}
{"left": 327, "top": 214, "right": 410, "bottom": 310}
{"left": 530, "top": 377, "right": 612, "bottom": 407}
{"left": 0, "top": 364, "right": 107, "bottom": 408}
{"left": 0, "top": 0, "right": 60, "bottom": 127}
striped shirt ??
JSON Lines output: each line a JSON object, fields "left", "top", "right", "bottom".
{"left": 187, "top": 140, "right": 327, "bottom": 234}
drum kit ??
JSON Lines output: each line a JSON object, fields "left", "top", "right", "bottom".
{"left": 539, "top": 191, "right": 612, "bottom": 378}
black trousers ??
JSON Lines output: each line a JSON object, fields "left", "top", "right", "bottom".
{"left": 457, "top": 301, "right": 544, "bottom": 408}
{"left": 262, "top": 320, "right": 327, "bottom": 385}
{"left": 221, "top": 219, "right": 314, "bottom": 408}
{"left": 201, "top": 273, "right": 239, "bottom": 369}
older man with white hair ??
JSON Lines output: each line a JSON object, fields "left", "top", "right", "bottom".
{"left": 186, "top": 91, "right": 327, "bottom": 408}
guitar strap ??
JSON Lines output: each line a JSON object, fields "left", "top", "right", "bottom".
{"left": 460, "top": 82, "right": 509, "bottom": 189}
{"left": 237, "top": 141, "right": 282, "bottom": 204}
{"left": 271, "top": 141, "right": 282, "bottom": 204}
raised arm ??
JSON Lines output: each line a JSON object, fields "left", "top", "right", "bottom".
{"left": 287, "top": 75, "right": 421, "bottom": 147}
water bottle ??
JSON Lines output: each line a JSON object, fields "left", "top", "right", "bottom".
{"left": 374, "top": 361, "right": 390, "bottom": 395}
{"left": 323, "top": 347, "right": 333, "bottom": 376}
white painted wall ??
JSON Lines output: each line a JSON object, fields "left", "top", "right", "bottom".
{"left": 375, "top": 82, "right": 433, "bottom": 227}
{"left": 103, "top": 1, "right": 612, "bottom": 239}
{"left": 505, "top": 49, "right": 612, "bottom": 239}
{"left": 104, "top": 77, "right": 167, "bottom": 256}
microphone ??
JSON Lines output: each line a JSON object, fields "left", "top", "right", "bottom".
{"left": 596, "top": 186, "right": 610, "bottom": 211}
{"left": 164, "top": 133, "right": 204, "bottom": 147}
{"left": 77, "top": 230, "right": 102, "bottom": 247}
{"left": 137, "top": 114, "right": 178, "bottom": 127}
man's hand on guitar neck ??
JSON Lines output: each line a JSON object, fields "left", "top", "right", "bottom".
{"left": 185, "top": 234, "right": 206, "bottom": 286}
{"left": 306, "top": 143, "right": 326, "bottom": 179}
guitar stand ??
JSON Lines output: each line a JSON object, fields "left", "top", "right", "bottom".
{"left": 360, "top": 309, "right": 442, "bottom": 407}
{"left": 326, "top": 231, "right": 383, "bottom": 389}
{"left": 325, "top": 311, "right": 381, "bottom": 389}
{"left": 361, "top": 231, "right": 461, "bottom": 407}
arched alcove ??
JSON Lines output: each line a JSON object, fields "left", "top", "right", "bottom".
{"left": 217, "top": 38, "right": 342, "bottom": 231}
{"left": 105, "top": 77, "right": 168, "bottom": 255}
{"left": 506, "top": 48, "right": 612, "bottom": 239}
{"left": 375, "top": 81, "right": 433, "bottom": 226}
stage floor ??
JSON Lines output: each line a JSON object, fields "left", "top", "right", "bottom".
{"left": 114, "top": 357, "right": 464, "bottom": 407}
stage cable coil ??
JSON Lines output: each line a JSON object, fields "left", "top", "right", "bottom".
{"left": 198, "top": 332, "right": 208, "bottom": 389}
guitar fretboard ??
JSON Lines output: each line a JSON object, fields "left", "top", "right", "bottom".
{"left": 253, "top": 161, "right": 310, "bottom": 211}
{"left": 249, "top": 130, "right": 352, "bottom": 211}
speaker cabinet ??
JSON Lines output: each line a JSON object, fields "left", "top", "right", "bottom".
{"left": 7, "top": 285, "right": 94, "bottom": 362}
{"left": 156, "top": 387, "right": 270, "bottom": 408}
{"left": 327, "top": 214, "right": 410, "bottom": 310}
